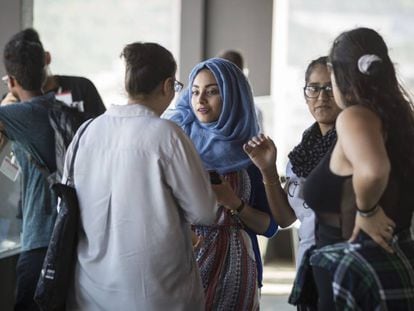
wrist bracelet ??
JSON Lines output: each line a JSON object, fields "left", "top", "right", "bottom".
{"left": 231, "top": 200, "right": 245, "bottom": 215}
{"left": 263, "top": 179, "right": 279, "bottom": 186}
{"left": 356, "top": 204, "right": 380, "bottom": 218}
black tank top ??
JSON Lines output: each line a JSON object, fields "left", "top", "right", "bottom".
{"left": 303, "top": 148, "right": 351, "bottom": 214}
{"left": 304, "top": 147, "right": 413, "bottom": 234}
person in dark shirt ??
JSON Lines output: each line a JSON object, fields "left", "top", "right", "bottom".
{"left": 302, "top": 27, "right": 414, "bottom": 310}
{"left": 295, "top": 27, "right": 414, "bottom": 311}
{"left": 1, "top": 28, "right": 105, "bottom": 119}
{"left": 0, "top": 31, "right": 58, "bottom": 311}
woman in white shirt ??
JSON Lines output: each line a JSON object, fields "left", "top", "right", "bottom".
{"left": 64, "top": 42, "right": 217, "bottom": 311}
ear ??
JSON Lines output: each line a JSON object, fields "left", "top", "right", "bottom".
{"left": 44, "top": 51, "right": 51, "bottom": 66}
{"left": 8, "top": 76, "right": 18, "bottom": 88}
{"left": 162, "top": 77, "right": 174, "bottom": 95}
{"left": 7, "top": 76, "right": 22, "bottom": 100}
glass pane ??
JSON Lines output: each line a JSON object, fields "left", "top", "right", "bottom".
{"left": 33, "top": 0, "right": 179, "bottom": 105}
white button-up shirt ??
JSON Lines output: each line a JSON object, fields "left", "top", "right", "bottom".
{"left": 65, "top": 104, "right": 217, "bottom": 311}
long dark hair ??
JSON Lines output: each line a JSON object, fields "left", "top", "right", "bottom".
{"left": 329, "top": 27, "right": 414, "bottom": 182}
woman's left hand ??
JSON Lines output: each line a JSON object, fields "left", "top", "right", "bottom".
{"left": 211, "top": 182, "right": 242, "bottom": 211}
{"left": 213, "top": 179, "right": 273, "bottom": 234}
{"left": 349, "top": 206, "right": 396, "bottom": 253}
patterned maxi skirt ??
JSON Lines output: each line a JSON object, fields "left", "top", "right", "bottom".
{"left": 194, "top": 208, "right": 259, "bottom": 311}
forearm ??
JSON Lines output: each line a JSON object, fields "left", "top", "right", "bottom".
{"left": 261, "top": 167, "right": 297, "bottom": 227}
{"left": 237, "top": 202, "right": 271, "bottom": 235}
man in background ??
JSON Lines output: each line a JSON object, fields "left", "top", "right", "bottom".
{"left": 0, "top": 32, "right": 57, "bottom": 311}
{"left": 0, "top": 28, "right": 105, "bottom": 310}
{"left": 217, "top": 49, "right": 264, "bottom": 132}
{"left": 1, "top": 28, "right": 105, "bottom": 119}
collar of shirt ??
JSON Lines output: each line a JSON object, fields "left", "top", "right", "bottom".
{"left": 106, "top": 103, "right": 157, "bottom": 118}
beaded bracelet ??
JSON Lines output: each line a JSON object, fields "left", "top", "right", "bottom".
{"left": 356, "top": 204, "right": 380, "bottom": 218}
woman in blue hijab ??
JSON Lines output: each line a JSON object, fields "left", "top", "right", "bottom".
{"left": 166, "top": 58, "right": 278, "bottom": 310}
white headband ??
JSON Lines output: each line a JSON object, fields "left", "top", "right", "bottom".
{"left": 357, "top": 54, "right": 382, "bottom": 75}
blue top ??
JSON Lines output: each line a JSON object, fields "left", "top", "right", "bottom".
{"left": 0, "top": 93, "right": 57, "bottom": 251}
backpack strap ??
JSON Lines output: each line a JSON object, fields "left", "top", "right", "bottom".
{"left": 65, "top": 119, "right": 94, "bottom": 186}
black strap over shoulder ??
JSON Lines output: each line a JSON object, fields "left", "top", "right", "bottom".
{"left": 64, "top": 118, "right": 93, "bottom": 186}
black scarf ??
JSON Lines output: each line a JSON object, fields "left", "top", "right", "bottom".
{"left": 288, "top": 123, "right": 337, "bottom": 178}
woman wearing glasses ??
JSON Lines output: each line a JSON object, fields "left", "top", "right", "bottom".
{"left": 244, "top": 56, "right": 341, "bottom": 271}
{"left": 64, "top": 42, "right": 217, "bottom": 310}
{"left": 166, "top": 58, "right": 277, "bottom": 310}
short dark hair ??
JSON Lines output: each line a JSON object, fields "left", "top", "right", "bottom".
{"left": 3, "top": 38, "right": 45, "bottom": 91}
{"left": 120, "top": 42, "right": 176, "bottom": 96}
{"left": 217, "top": 50, "right": 244, "bottom": 70}
{"left": 305, "top": 56, "right": 328, "bottom": 84}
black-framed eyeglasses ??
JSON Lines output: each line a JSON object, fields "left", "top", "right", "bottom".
{"left": 303, "top": 84, "right": 334, "bottom": 98}
{"left": 174, "top": 80, "right": 184, "bottom": 93}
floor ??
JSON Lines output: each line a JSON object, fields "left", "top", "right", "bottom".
{"left": 261, "top": 295, "right": 296, "bottom": 311}
{"left": 261, "top": 261, "right": 296, "bottom": 310}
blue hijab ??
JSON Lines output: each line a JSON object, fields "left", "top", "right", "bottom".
{"left": 166, "top": 58, "right": 259, "bottom": 174}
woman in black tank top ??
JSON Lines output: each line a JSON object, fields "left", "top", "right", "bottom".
{"left": 302, "top": 27, "right": 414, "bottom": 311}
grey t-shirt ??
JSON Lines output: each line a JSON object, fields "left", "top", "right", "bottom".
{"left": 0, "top": 93, "right": 57, "bottom": 251}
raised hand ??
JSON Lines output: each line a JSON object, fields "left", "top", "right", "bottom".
{"left": 243, "top": 134, "right": 277, "bottom": 172}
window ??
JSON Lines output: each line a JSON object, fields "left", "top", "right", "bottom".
{"left": 271, "top": 0, "right": 414, "bottom": 170}
{"left": 34, "top": 0, "right": 180, "bottom": 105}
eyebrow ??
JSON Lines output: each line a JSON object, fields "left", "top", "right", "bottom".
{"left": 306, "top": 82, "right": 331, "bottom": 86}
{"left": 192, "top": 83, "right": 219, "bottom": 88}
